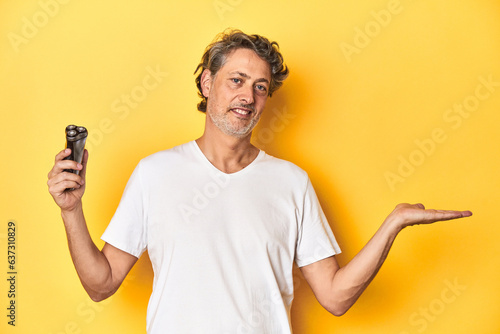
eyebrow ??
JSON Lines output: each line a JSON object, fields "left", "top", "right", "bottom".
{"left": 229, "top": 71, "right": 270, "bottom": 84}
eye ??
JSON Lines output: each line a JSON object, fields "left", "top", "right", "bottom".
{"left": 231, "top": 78, "right": 241, "bottom": 84}
{"left": 255, "top": 84, "right": 268, "bottom": 92}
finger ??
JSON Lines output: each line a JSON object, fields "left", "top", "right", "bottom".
{"left": 48, "top": 160, "right": 82, "bottom": 179}
{"left": 48, "top": 171, "right": 84, "bottom": 190}
{"left": 442, "top": 210, "right": 473, "bottom": 218}
{"left": 50, "top": 180, "right": 82, "bottom": 195}
{"left": 423, "top": 209, "right": 472, "bottom": 222}
{"left": 434, "top": 209, "right": 472, "bottom": 217}
{"left": 55, "top": 148, "right": 72, "bottom": 162}
{"left": 48, "top": 176, "right": 81, "bottom": 194}
{"left": 57, "top": 159, "right": 82, "bottom": 171}
{"left": 48, "top": 149, "right": 77, "bottom": 179}
{"left": 413, "top": 203, "right": 425, "bottom": 210}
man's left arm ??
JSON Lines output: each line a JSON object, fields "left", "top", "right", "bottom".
{"left": 299, "top": 203, "right": 472, "bottom": 316}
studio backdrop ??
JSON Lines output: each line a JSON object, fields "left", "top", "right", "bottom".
{"left": 1, "top": 0, "right": 499, "bottom": 333}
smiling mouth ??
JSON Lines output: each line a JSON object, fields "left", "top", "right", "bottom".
{"left": 229, "top": 104, "right": 255, "bottom": 116}
{"left": 231, "top": 108, "right": 252, "bottom": 116}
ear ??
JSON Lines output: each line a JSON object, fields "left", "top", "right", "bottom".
{"left": 200, "top": 69, "right": 213, "bottom": 98}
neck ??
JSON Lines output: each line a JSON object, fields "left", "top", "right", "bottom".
{"left": 196, "top": 124, "right": 259, "bottom": 174}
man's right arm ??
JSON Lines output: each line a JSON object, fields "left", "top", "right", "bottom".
{"left": 47, "top": 149, "right": 138, "bottom": 302}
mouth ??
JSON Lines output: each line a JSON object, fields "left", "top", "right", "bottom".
{"left": 231, "top": 107, "right": 252, "bottom": 116}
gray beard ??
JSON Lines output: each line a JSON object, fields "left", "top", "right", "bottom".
{"left": 208, "top": 110, "right": 260, "bottom": 139}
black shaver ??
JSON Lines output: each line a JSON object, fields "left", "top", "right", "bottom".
{"left": 63, "top": 125, "right": 88, "bottom": 175}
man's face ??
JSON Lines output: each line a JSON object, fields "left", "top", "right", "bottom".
{"left": 202, "top": 48, "right": 271, "bottom": 139}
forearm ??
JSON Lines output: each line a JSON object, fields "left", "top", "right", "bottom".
{"left": 328, "top": 217, "right": 402, "bottom": 314}
{"left": 61, "top": 204, "right": 115, "bottom": 301}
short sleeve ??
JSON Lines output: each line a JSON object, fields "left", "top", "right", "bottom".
{"left": 295, "top": 178, "right": 341, "bottom": 267}
{"left": 101, "top": 161, "right": 148, "bottom": 258}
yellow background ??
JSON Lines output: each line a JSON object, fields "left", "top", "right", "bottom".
{"left": 1, "top": 0, "right": 499, "bottom": 333}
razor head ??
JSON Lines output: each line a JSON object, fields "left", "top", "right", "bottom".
{"left": 66, "top": 125, "right": 88, "bottom": 142}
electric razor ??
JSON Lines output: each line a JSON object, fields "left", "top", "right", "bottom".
{"left": 63, "top": 125, "right": 88, "bottom": 175}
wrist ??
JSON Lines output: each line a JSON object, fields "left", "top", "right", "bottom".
{"left": 381, "top": 214, "right": 405, "bottom": 237}
{"left": 61, "top": 202, "right": 83, "bottom": 222}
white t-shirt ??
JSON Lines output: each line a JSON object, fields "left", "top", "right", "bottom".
{"left": 101, "top": 141, "right": 341, "bottom": 334}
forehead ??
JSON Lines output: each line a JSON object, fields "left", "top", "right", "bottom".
{"left": 220, "top": 48, "right": 271, "bottom": 80}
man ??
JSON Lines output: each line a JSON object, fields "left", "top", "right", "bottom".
{"left": 47, "top": 30, "right": 472, "bottom": 333}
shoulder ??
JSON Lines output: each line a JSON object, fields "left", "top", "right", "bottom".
{"left": 137, "top": 141, "right": 195, "bottom": 172}
{"left": 258, "top": 151, "right": 309, "bottom": 182}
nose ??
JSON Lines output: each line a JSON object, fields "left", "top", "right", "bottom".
{"left": 238, "top": 84, "right": 254, "bottom": 105}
